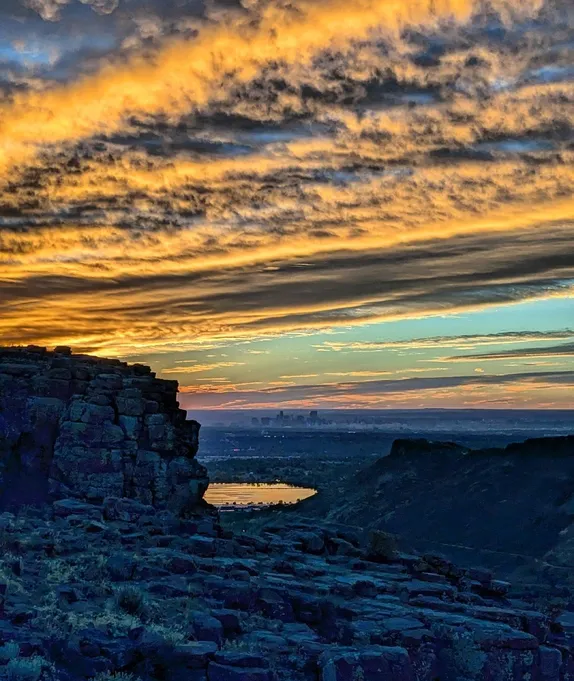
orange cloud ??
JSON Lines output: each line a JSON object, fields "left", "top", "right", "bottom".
{"left": 0, "top": 0, "right": 480, "bottom": 176}
{"left": 161, "top": 361, "right": 246, "bottom": 374}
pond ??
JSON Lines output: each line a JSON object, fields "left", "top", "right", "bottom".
{"left": 204, "top": 483, "right": 317, "bottom": 509}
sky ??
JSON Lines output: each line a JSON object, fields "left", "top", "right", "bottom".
{"left": 0, "top": 0, "right": 573, "bottom": 410}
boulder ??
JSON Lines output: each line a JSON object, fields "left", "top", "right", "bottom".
{"left": 106, "top": 553, "right": 138, "bottom": 581}
{"left": 214, "top": 652, "right": 269, "bottom": 668}
{"left": 52, "top": 499, "right": 102, "bottom": 520}
{"left": 173, "top": 642, "right": 219, "bottom": 669}
{"left": 188, "top": 613, "right": 224, "bottom": 645}
{"left": 103, "top": 496, "right": 156, "bottom": 522}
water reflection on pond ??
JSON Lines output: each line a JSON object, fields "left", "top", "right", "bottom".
{"left": 204, "top": 483, "right": 316, "bottom": 508}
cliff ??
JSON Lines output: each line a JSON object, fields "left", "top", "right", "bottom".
{"left": 302, "top": 436, "right": 574, "bottom": 583}
{"left": 0, "top": 345, "right": 208, "bottom": 514}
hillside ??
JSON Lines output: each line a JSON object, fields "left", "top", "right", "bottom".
{"left": 302, "top": 436, "right": 574, "bottom": 583}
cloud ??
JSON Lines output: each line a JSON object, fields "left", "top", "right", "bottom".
{"left": 161, "top": 361, "right": 245, "bottom": 373}
{"left": 0, "top": 0, "right": 482, "bottom": 174}
{"left": 439, "top": 342, "right": 574, "bottom": 362}
{"left": 0, "top": 0, "right": 573, "bottom": 416}
{"left": 325, "top": 371, "right": 393, "bottom": 377}
{"left": 313, "top": 330, "right": 574, "bottom": 352}
{"left": 22, "top": 0, "right": 119, "bottom": 21}
{"left": 179, "top": 369, "right": 574, "bottom": 408}
{"left": 1, "top": 220, "right": 574, "bottom": 356}
{"left": 22, "top": 0, "right": 72, "bottom": 21}
{"left": 279, "top": 373, "right": 319, "bottom": 379}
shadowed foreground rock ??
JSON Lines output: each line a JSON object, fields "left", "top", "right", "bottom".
{"left": 0, "top": 506, "right": 573, "bottom": 681}
{"left": 0, "top": 346, "right": 208, "bottom": 514}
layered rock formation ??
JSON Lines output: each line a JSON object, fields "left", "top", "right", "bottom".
{"left": 0, "top": 346, "right": 208, "bottom": 514}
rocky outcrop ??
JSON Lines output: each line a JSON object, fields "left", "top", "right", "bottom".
{"left": 302, "top": 436, "right": 574, "bottom": 582}
{"left": 0, "top": 506, "right": 573, "bottom": 681}
{"left": 0, "top": 346, "right": 208, "bottom": 514}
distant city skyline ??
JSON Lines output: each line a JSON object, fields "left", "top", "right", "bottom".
{"left": 192, "top": 408, "right": 574, "bottom": 433}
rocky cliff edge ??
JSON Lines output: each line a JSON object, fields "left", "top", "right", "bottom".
{"left": 0, "top": 345, "right": 208, "bottom": 515}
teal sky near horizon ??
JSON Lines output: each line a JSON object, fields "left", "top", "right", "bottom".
{"left": 0, "top": 0, "right": 573, "bottom": 409}
{"left": 122, "top": 296, "right": 574, "bottom": 409}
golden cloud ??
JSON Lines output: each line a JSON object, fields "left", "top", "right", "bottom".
{"left": 0, "top": 0, "right": 483, "bottom": 176}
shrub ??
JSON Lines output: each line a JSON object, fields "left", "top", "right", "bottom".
{"left": 114, "top": 586, "right": 147, "bottom": 617}
{"left": 220, "top": 639, "right": 256, "bottom": 653}
{"left": 81, "top": 554, "right": 108, "bottom": 582}
{"left": 45, "top": 558, "right": 75, "bottom": 584}
{"left": 0, "top": 566, "right": 24, "bottom": 596}
{"left": 92, "top": 673, "right": 139, "bottom": 681}
{"left": 66, "top": 610, "right": 138, "bottom": 638}
{"left": 146, "top": 623, "right": 186, "bottom": 646}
